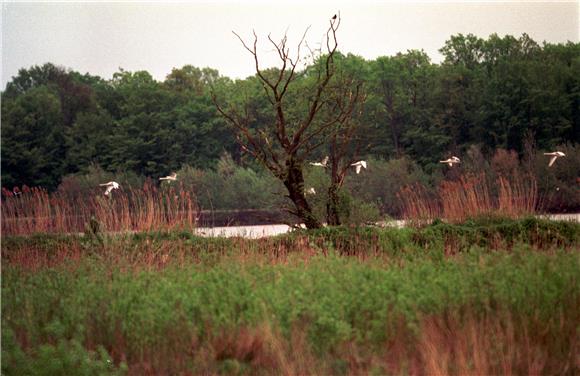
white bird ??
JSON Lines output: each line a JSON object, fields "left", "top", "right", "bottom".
{"left": 305, "top": 187, "right": 316, "bottom": 195}
{"left": 544, "top": 151, "right": 566, "bottom": 167}
{"left": 159, "top": 172, "right": 177, "bottom": 182}
{"left": 99, "top": 181, "right": 120, "bottom": 196}
{"left": 310, "top": 156, "right": 329, "bottom": 167}
{"left": 439, "top": 156, "right": 461, "bottom": 167}
{"left": 351, "top": 160, "right": 367, "bottom": 174}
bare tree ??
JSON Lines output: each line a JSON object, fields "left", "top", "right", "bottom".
{"left": 213, "top": 15, "right": 362, "bottom": 229}
{"left": 324, "top": 78, "right": 366, "bottom": 226}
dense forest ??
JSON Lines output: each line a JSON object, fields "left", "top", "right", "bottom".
{"left": 2, "top": 33, "right": 579, "bottom": 215}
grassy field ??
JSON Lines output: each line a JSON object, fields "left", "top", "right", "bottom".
{"left": 2, "top": 217, "right": 579, "bottom": 375}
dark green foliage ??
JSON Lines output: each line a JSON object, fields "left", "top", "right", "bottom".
{"left": 1, "top": 36, "right": 579, "bottom": 213}
{"left": 2, "top": 330, "right": 126, "bottom": 376}
{"left": 298, "top": 216, "right": 579, "bottom": 256}
{"left": 413, "top": 215, "right": 580, "bottom": 252}
{"left": 1, "top": 86, "right": 66, "bottom": 189}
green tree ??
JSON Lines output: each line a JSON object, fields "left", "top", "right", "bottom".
{"left": 1, "top": 86, "right": 66, "bottom": 189}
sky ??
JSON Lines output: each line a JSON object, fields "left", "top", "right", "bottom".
{"left": 1, "top": 1, "right": 579, "bottom": 89}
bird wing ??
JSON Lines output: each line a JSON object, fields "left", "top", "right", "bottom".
{"left": 356, "top": 165, "right": 362, "bottom": 174}
{"left": 544, "top": 152, "right": 556, "bottom": 156}
{"left": 322, "top": 156, "right": 329, "bottom": 165}
{"left": 361, "top": 161, "right": 367, "bottom": 169}
{"left": 448, "top": 162, "right": 453, "bottom": 167}
{"left": 104, "top": 186, "right": 113, "bottom": 195}
{"left": 549, "top": 156, "right": 558, "bottom": 167}
{"left": 100, "top": 182, "right": 111, "bottom": 186}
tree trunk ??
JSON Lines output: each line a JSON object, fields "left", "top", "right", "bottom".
{"left": 283, "top": 159, "right": 322, "bottom": 229}
{"left": 326, "top": 184, "right": 341, "bottom": 226}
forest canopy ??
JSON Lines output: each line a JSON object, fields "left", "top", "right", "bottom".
{"left": 2, "top": 33, "right": 578, "bottom": 202}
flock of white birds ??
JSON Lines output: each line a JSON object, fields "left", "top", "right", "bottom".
{"left": 99, "top": 151, "right": 566, "bottom": 196}
{"left": 435, "top": 151, "right": 566, "bottom": 168}
{"left": 309, "top": 156, "right": 368, "bottom": 174}
{"left": 99, "top": 173, "right": 177, "bottom": 196}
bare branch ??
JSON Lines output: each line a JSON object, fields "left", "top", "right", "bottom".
{"left": 212, "top": 93, "right": 274, "bottom": 171}
{"left": 290, "top": 15, "right": 340, "bottom": 151}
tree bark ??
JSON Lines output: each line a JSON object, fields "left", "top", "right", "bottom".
{"left": 326, "top": 183, "right": 341, "bottom": 226}
{"left": 283, "top": 158, "right": 322, "bottom": 229}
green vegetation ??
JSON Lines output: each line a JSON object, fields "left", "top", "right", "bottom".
{"left": 2, "top": 217, "right": 579, "bottom": 374}
{"left": 2, "top": 34, "right": 579, "bottom": 213}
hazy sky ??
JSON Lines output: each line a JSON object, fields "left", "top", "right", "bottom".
{"left": 2, "top": 1, "right": 579, "bottom": 88}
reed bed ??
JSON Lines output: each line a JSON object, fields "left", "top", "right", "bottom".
{"left": 397, "top": 183, "right": 441, "bottom": 222}
{"left": 1, "top": 181, "right": 199, "bottom": 235}
{"left": 400, "top": 173, "right": 539, "bottom": 222}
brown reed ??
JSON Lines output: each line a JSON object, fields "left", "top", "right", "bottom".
{"left": 439, "top": 174, "right": 493, "bottom": 222}
{"left": 1, "top": 182, "right": 199, "bottom": 236}
{"left": 400, "top": 173, "right": 538, "bottom": 223}
{"left": 397, "top": 183, "right": 442, "bottom": 221}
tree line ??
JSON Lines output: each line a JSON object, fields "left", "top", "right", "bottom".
{"left": 2, "top": 32, "right": 578, "bottom": 199}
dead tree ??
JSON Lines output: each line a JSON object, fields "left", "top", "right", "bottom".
{"left": 324, "top": 80, "right": 366, "bottom": 226}
{"left": 213, "top": 15, "right": 360, "bottom": 229}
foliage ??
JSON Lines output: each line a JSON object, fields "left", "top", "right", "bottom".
{"left": 1, "top": 35, "right": 579, "bottom": 213}
{"left": 175, "top": 153, "right": 284, "bottom": 211}
{"left": 2, "top": 218, "right": 579, "bottom": 374}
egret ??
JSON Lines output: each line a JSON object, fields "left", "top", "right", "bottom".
{"left": 310, "top": 156, "right": 329, "bottom": 167}
{"left": 351, "top": 160, "right": 367, "bottom": 174}
{"left": 306, "top": 187, "right": 316, "bottom": 195}
{"left": 439, "top": 156, "right": 461, "bottom": 167}
{"left": 544, "top": 151, "right": 565, "bottom": 167}
{"left": 100, "top": 181, "right": 120, "bottom": 196}
{"left": 159, "top": 172, "right": 178, "bottom": 182}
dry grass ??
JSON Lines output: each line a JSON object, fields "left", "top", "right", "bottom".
{"left": 400, "top": 173, "right": 539, "bottom": 222}
{"left": 95, "top": 309, "right": 578, "bottom": 375}
{"left": 397, "top": 183, "right": 441, "bottom": 222}
{"left": 1, "top": 181, "right": 199, "bottom": 235}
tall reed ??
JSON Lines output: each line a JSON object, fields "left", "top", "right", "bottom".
{"left": 1, "top": 182, "right": 199, "bottom": 235}
{"left": 400, "top": 173, "right": 538, "bottom": 222}
{"left": 397, "top": 183, "right": 441, "bottom": 221}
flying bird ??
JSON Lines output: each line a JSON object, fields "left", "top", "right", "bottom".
{"left": 351, "top": 160, "right": 367, "bottom": 174}
{"left": 544, "top": 151, "right": 566, "bottom": 167}
{"left": 305, "top": 187, "right": 316, "bottom": 195}
{"left": 100, "top": 181, "right": 120, "bottom": 196}
{"left": 310, "top": 156, "right": 329, "bottom": 167}
{"left": 439, "top": 156, "right": 461, "bottom": 167}
{"left": 159, "top": 172, "right": 178, "bottom": 182}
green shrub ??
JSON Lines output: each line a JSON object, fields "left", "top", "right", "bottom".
{"left": 2, "top": 328, "right": 126, "bottom": 376}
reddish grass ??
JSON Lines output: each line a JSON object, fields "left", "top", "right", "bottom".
{"left": 1, "top": 181, "right": 199, "bottom": 235}
{"left": 400, "top": 173, "right": 539, "bottom": 222}
{"left": 417, "top": 308, "right": 579, "bottom": 376}
{"left": 397, "top": 183, "right": 441, "bottom": 222}
{"left": 76, "top": 309, "right": 580, "bottom": 375}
